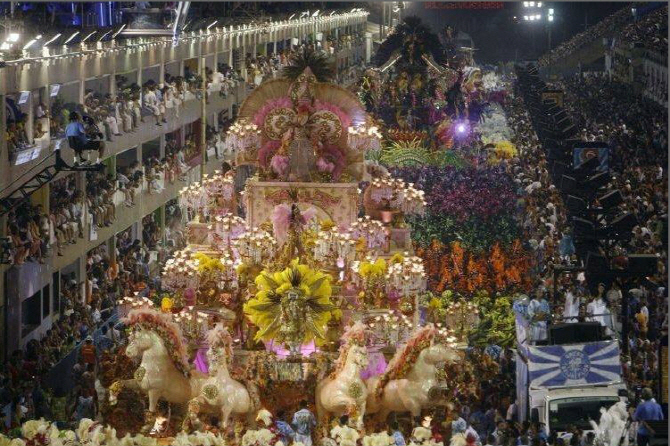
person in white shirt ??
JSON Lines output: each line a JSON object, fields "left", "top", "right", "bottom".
{"left": 563, "top": 288, "right": 581, "bottom": 323}
{"left": 586, "top": 283, "right": 613, "bottom": 335}
{"left": 144, "top": 85, "right": 164, "bottom": 125}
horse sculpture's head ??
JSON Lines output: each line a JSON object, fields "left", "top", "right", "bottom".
{"left": 421, "top": 342, "right": 459, "bottom": 365}
{"left": 347, "top": 344, "right": 369, "bottom": 370}
{"left": 126, "top": 329, "right": 159, "bottom": 358}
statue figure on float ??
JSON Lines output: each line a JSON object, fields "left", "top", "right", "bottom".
{"left": 365, "top": 324, "right": 459, "bottom": 421}
{"left": 316, "top": 322, "right": 370, "bottom": 430}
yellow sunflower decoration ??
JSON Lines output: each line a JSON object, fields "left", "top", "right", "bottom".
{"left": 243, "top": 259, "right": 336, "bottom": 347}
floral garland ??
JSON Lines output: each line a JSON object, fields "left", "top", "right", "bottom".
{"left": 374, "top": 324, "right": 437, "bottom": 397}
{"left": 329, "top": 322, "right": 368, "bottom": 379}
{"left": 125, "top": 309, "right": 192, "bottom": 378}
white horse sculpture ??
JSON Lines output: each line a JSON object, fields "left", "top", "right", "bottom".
{"left": 365, "top": 325, "right": 459, "bottom": 421}
{"left": 589, "top": 401, "right": 630, "bottom": 446}
{"left": 110, "top": 309, "right": 204, "bottom": 413}
{"left": 187, "top": 323, "right": 257, "bottom": 428}
{"left": 316, "top": 323, "right": 370, "bottom": 429}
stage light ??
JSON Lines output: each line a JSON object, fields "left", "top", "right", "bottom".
{"left": 112, "top": 24, "right": 126, "bottom": 39}
{"left": 536, "top": 14, "right": 541, "bottom": 19}
{"left": 289, "top": 14, "right": 296, "bottom": 20}
{"left": 312, "top": 10, "right": 320, "bottom": 17}
{"left": 548, "top": 15, "right": 554, "bottom": 22}
{"left": 549, "top": 8, "right": 554, "bottom": 13}
{"left": 64, "top": 31, "right": 79, "bottom": 45}
{"left": 22, "top": 35, "right": 41, "bottom": 50}
{"left": 43, "top": 33, "right": 61, "bottom": 47}
{"left": 457, "top": 124, "right": 466, "bottom": 133}
{"left": 529, "top": 2, "right": 535, "bottom": 6}
{"left": 523, "top": 1, "right": 529, "bottom": 7}
{"left": 81, "top": 31, "right": 96, "bottom": 43}
{"left": 7, "top": 33, "right": 19, "bottom": 42}
{"left": 97, "top": 31, "right": 112, "bottom": 42}
{"left": 524, "top": 15, "right": 529, "bottom": 21}
{"left": 537, "top": 2, "right": 542, "bottom": 7}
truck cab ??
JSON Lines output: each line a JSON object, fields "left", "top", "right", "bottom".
{"left": 533, "top": 386, "right": 628, "bottom": 435}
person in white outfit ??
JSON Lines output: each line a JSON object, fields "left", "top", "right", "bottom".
{"left": 563, "top": 288, "right": 581, "bottom": 323}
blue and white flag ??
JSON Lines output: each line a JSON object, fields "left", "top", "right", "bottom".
{"left": 527, "top": 342, "right": 622, "bottom": 389}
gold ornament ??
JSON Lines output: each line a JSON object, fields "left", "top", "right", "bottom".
{"left": 134, "top": 366, "right": 146, "bottom": 381}
{"left": 202, "top": 384, "right": 219, "bottom": 400}
{"left": 348, "top": 382, "right": 363, "bottom": 399}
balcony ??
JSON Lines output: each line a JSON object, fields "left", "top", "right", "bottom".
{"left": 2, "top": 84, "right": 246, "bottom": 195}
{"left": 51, "top": 148, "right": 225, "bottom": 271}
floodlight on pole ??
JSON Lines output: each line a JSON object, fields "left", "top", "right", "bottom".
{"left": 64, "top": 31, "right": 79, "bottom": 45}
{"left": 81, "top": 31, "right": 96, "bottom": 43}
{"left": 7, "top": 33, "right": 19, "bottom": 42}
{"left": 111, "top": 24, "right": 126, "bottom": 39}
{"left": 43, "top": 33, "right": 61, "bottom": 46}
{"left": 22, "top": 34, "right": 42, "bottom": 50}
{"left": 97, "top": 30, "right": 111, "bottom": 42}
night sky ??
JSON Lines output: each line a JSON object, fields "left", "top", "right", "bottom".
{"left": 393, "top": 2, "right": 626, "bottom": 63}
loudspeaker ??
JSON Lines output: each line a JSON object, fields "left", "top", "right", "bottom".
{"left": 566, "top": 195, "right": 588, "bottom": 214}
{"left": 585, "top": 251, "right": 609, "bottom": 273}
{"left": 605, "top": 212, "right": 638, "bottom": 237}
{"left": 584, "top": 171, "right": 611, "bottom": 190}
{"left": 549, "top": 322, "right": 603, "bottom": 344}
{"left": 626, "top": 254, "right": 658, "bottom": 275}
{"left": 561, "top": 175, "right": 578, "bottom": 193}
{"left": 599, "top": 190, "right": 623, "bottom": 210}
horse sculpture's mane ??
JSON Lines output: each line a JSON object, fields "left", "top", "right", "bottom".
{"left": 375, "top": 324, "right": 437, "bottom": 396}
{"left": 329, "top": 322, "right": 368, "bottom": 379}
{"left": 207, "top": 323, "right": 234, "bottom": 359}
{"left": 125, "top": 308, "right": 192, "bottom": 377}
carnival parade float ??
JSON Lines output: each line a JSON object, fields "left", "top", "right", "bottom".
{"left": 7, "top": 20, "right": 533, "bottom": 446}
{"left": 97, "top": 48, "right": 467, "bottom": 443}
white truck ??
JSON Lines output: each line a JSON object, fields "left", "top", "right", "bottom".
{"left": 515, "top": 340, "right": 628, "bottom": 435}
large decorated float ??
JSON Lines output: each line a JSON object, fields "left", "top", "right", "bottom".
{"left": 103, "top": 50, "right": 461, "bottom": 441}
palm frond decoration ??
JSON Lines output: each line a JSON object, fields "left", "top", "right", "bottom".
{"left": 282, "top": 48, "right": 335, "bottom": 83}
{"left": 374, "top": 16, "right": 446, "bottom": 69}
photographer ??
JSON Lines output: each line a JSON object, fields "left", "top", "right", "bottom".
{"left": 65, "top": 112, "right": 105, "bottom": 165}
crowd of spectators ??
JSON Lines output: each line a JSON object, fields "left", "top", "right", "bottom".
{"left": 538, "top": 5, "right": 633, "bottom": 67}
{"left": 615, "top": 6, "right": 668, "bottom": 54}
{"left": 5, "top": 203, "right": 48, "bottom": 265}
{"left": 85, "top": 171, "right": 117, "bottom": 229}
{"left": 50, "top": 176, "right": 85, "bottom": 257}
{"left": 244, "top": 33, "right": 366, "bottom": 87}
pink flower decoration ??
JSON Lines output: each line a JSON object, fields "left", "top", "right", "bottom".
{"left": 270, "top": 154, "right": 289, "bottom": 176}
{"left": 316, "top": 156, "right": 335, "bottom": 173}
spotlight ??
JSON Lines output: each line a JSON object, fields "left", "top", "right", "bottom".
{"left": 97, "top": 30, "right": 112, "bottom": 42}
{"left": 457, "top": 124, "right": 466, "bottom": 133}
{"left": 43, "top": 33, "right": 61, "bottom": 47}
{"left": 81, "top": 31, "right": 96, "bottom": 43}
{"left": 7, "top": 33, "right": 20, "bottom": 42}
{"left": 63, "top": 31, "right": 80, "bottom": 45}
{"left": 112, "top": 24, "right": 126, "bottom": 39}
{"left": 548, "top": 15, "right": 554, "bottom": 22}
